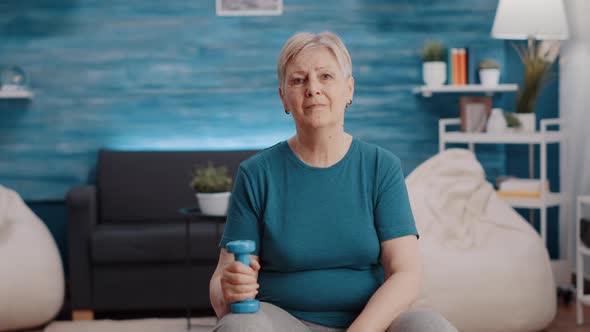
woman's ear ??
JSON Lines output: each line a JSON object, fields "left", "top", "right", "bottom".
{"left": 347, "top": 76, "right": 355, "bottom": 101}
{"left": 279, "top": 87, "right": 288, "bottom": 110}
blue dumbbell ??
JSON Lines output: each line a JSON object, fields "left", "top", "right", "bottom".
{"left": 226, "top": 240, "right": 260, "bottom": 314}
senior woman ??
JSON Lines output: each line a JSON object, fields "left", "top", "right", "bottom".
{"left": 210, "top": 32, "right": 456, "bottom": 332}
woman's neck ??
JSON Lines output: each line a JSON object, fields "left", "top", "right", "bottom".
{"left": 288, "top": 129, "right": 352, "bottom": 168}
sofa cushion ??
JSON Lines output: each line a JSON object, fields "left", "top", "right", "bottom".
{"left": 91, "top": 222, "right": 224, "bottom": 264}
{"left": 97, "top": 149, "right": 259, "bottom": 223}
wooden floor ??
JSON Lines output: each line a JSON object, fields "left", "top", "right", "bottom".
{"left": 29, "top": 302, "right": 590, "bottom": 332}
{"left": 544, "top": 303, "right": 590, "bottom": 331}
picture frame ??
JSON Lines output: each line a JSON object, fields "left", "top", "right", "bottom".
{"left": 460, "top": 96, "right": 492, "bottom": 132}
{"left": 216, "top": 0, "right": 283, "bottom": 16}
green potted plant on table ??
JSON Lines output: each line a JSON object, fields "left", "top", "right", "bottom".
{"left": 478, "top": 59, "right": 501, "bottom": 86}
{"left": 189, "top": 162, "right": 233, "bottom": 216}
{"left": 514, "top": 40, "right": 561, "bottom": 132}
{"left": 421, "top": 40, "right": 447, "bottom": 86}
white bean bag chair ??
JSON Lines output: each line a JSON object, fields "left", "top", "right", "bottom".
{"left": 0, "top": 185, "right": 64, "bottom": 331}
{"left": 406, "top": 149, "right": 555, "bottom": 332}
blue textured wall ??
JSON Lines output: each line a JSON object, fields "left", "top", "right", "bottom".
{"left": 0, "top": 0, "right": 560, "bottom": 262}
{"left": 0, "top": 0, "right": 508, "bottom": 200}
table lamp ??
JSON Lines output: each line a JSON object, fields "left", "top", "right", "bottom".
{"left": 491, "top": 0, "right": 569, "bottom": 46}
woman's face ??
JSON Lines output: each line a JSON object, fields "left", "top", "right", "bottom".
{"left": 279, "top": 46, "right": 354, "bottom": 131}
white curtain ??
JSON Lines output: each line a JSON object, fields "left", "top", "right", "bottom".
{"left": 560, "top": 0, "right": 590, "bottom": 275}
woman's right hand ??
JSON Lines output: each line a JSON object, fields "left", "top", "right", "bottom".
{"left": 219, "top": 256, "right": 261, "bottom": 304}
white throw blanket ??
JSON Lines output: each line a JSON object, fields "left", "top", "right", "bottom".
{"left": 406, "top": 149, "right": 528, "bottom": 249}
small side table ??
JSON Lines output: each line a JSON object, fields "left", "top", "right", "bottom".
{"left": 178, "top": 207, "right": 226, "bottom": 330}
{"left": 576, "top": 196, "right": 590, "bottom": 325}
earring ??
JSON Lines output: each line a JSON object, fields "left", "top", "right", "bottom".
{"left": 285, "top": 109, "right": 290, "bottom": 114}
{"left": 345, "top": 99, "right": 353, "bottom": 110}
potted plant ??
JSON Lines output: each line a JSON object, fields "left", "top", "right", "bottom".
{"left": 189, "top": 162, "right": 233, "bottom": 216}
{"left": 503, "top": 112, "right": 521, "bottom": 133}
{"left": 421, "top": 40, "right": 447, "bottom": 86}
{"left": 478, "top": 59, "right": 501, "bottom": 86}
{"left": 514, "top": 40, "right": 561, "bottom": 132}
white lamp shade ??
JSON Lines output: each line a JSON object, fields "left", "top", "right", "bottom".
{"left": 491, "top": 0, "right": 569, "bottom": 40}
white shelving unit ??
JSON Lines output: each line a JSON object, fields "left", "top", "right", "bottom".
{"left": 576, "top": 195, "right": 590, "bottom": 325}
{"left": 412, "top": 84, "right": 518, "bottom": 97}
{"left": 439, "top": 118, "right": 565, "bottom": 247}
{"left": 0, "top": 89, "right": 33, "bottom": 99}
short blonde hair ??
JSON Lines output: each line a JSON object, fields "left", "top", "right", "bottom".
{"left": 277, "top": 31, "right": 353, "bottom": 89}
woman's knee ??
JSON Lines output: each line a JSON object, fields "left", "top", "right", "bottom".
{"left": 212, "top": 302, "right": 310, "bottom": 332}
{"left": 212, "top": 311, "right": 274, "bottom": 332}
{"left": 388, "top": 308, "right": 457, "bottom": 332}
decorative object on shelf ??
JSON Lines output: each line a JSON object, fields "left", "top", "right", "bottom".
{"left": 189, "top": 162, "right": 233, "bottom": 216}
{"left": 421, "top": 40, "right": 447, "bottom": 87}
{"left": 478, "top": 59, "right": 501, "bottom": 86}
{"left": 459, "top": 96, "right": 492, "bottom": 132}
{"left": 486, "top": 108, "right": 508, "bottom": 133}
{"left": 514, "top": 40, "right": 561, "bottom": 116}
{"left": 216, "top": 0, "right": 282, "bottom": 16}
{"left": 491, "top": 0, "right": 569, "bottom": 131}
{"left": 1, "top": 66, "right": 28, "bottom": 92}
{"left": 514, "top": 112, "right": 536, "bottom": 132}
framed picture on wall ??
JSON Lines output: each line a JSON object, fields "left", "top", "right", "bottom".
{"left": 460, "top": 96, "right": 492, "bottom": 132}
{"left": 216, "top": 0, "right": 283, "bottom": 16}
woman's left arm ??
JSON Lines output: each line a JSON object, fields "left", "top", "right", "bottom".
{"left": 347, "top": 235, "right": 422, "bottom": 332}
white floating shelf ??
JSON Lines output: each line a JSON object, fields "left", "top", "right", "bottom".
{"left": 413, "top": 84, "right": 518, "bottom": 97}
{"left": 0, "top": 89, "right": 33, "bottom": 99}
{"left": 442, "top": 131, "right": 563, "bottom": 144}
{"left": 500, "top": 192, "right": 563, "bottom": 208}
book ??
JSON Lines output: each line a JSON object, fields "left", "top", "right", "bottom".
{"left": 499, "top": 178, "right": 546, "bottom": 192}
{"left": 496, "top": 178, "right": 550, "bottom": 199}
{"left": 447, "top": 48, "right": 453, "bottom": 85}
{"left": 458, "top": 48, "right": 466, "bottom": 85}
{"left": 451, "top": 48, "right": 460, "bottom": 85}
{"left": 466, "top": 46, "right": 477, "bottom": 84}
{"left": 497, "top": 190, "right": 542, "bottom": 199}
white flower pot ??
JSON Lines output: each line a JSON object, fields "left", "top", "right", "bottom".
{"left": 479, "top": 68, "right": 500, "bottom": 86}
{"left": 422, "top": 61, "right": 447, "bottom": 86}
{"left": 196, "top": 192, "right": 231, "bottom": 216}
{"left": 514, "top": 113, "right": 536, "bottom": 132}
{"left": 486, "top": 108, "right": 507, "bottom": 133}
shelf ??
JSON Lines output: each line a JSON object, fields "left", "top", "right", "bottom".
{"left": 412, "top": 84, "right": 518, "bottom": 97}
{"left": 0, "top": 89, "right": 33, "bottom": 99}
{"left": 442, "top": 131, "right": 563, "bottom": 144}
{"left": 501, "top": 192, "right": 563, "bottom": 208}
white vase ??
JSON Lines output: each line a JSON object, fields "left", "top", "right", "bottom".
{"left": 479, "top": 68, "right": 500, "bottom": 86}
{"left": 514, "top": 113, "right": 536, "bottom": 132}
{"left": 196, "top": 192, "right": 231, "bottom": 216}
{"left": 422, "top": 61, "right": 447, "bottom": 86}
{"left": 486, "top": 108, "right": 507, "bottom": 133}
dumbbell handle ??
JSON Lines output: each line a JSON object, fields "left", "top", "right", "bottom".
{"left": 234, "top": 253, "right": 250, "bottom": 267}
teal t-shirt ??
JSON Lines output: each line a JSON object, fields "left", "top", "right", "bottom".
{"left": 219, "top": 138, "right": 418, "bottom": 328}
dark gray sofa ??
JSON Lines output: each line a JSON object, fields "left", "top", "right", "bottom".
{"left": 66, "top": 149, "right": 259, "bottom": 315}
